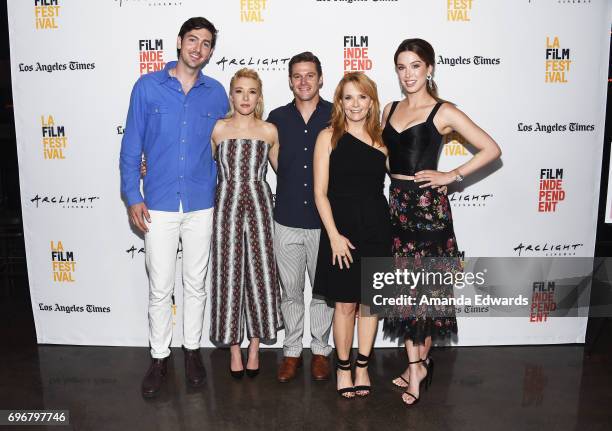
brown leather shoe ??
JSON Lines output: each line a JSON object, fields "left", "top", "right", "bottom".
{"left": 311, "top": 354, "right": 331, "bottom": 381}
{"left": 141, "top": 357, "right": 168, "bottom": 398}
{"left": 183, "top": 347, "right": 206, "bottom": 387}
{"left": 277, "top": 356, "right": 302, "bottom": 383}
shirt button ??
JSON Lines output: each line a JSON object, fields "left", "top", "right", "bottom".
{"left": 304, "top": 147, "right": 308, "bottom": 151}
{"left": 304, "top": 201, "right": 308, "bottom": 205}
{"left": 304, "top": 130, "right": 308, "bottom": 133}
{"left": 304, "top": 165, "right": 307, "bottom": 169}
{"left": 183, "top": 121, "right": 187, "bottom": 125}
{"left": 179, "top": 176, "right": 183, "bottom": 179}
{"left": 182, "top": 139, "right": 186, "bottom": 143}
{"left": 180, "top": 156, "right": 184, "bottom": 160}
{"left": 304, "top": 183, "right": 307, "bottom": 187}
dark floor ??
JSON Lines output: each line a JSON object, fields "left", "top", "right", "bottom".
{"left": 1, "top": 291, "right": 612, "bottom": 431}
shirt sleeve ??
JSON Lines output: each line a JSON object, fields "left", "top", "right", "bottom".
{"left": 266, "top": 109, "right": 277, "bottom": 126}
{"left": 119, "top": 78, "right": 147, "bottom": 207}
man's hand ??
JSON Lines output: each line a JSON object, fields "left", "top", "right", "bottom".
{"left": 129, "top": 202, "right": 151, "bottom": 233}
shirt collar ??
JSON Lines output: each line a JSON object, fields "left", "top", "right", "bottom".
{"left": 290, "top": 96, "right": 326, "bottom": 110}
{"left": 157, "top": 61, "right": 210, "bottom": 88}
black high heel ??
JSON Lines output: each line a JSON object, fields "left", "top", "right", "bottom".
{"left": 425, "top": 356, "right": 434, "bottom": 388}
{"left": 402, "top": 358, "right": 428, "bottom": 406}
{"left": 230, "top": 348, "right": 244, "bottom": 379}
{"left": 336, "top": 357, "right": 355, "bottom": 399}
{"left": 245, "top": 342, "right": 259, "bottom": 378}
{"left": 230, "top": 368, "right": 245, "bottom": 379}
{"left": 354, "top": 353, "right": 371, "bottom": 397}
{"left": 392, "top": 356, "right": 432, "bottom": 388}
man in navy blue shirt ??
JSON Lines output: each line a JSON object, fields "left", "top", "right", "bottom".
{"left": 267, "top": 52, "right": 335, "bottom": 382}
{"left": 120, "top": 17, "right": 229, "bottom": 398}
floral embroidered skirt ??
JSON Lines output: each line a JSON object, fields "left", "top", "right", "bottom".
{"left": 382, "top": 178, "right": 461, "bottom": 345}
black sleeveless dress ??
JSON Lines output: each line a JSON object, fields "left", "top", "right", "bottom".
{"left": 382, "top": 101, "right": 460, "bottom": 343}
{"left": 313, "top": 132, "right": 390, "bottom": 304}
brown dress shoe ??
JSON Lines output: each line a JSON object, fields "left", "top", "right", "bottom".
{"left": 141, "top": 357, "right": 168, "bottom": 398}
{"left": 183, "top": 347, "right": 206, "bottom": 387}
{"left": 277, "top": 356, "right": 302, "bottom": 383}
{"left": 311, "top": 354, "right": 331, "bottom": 381}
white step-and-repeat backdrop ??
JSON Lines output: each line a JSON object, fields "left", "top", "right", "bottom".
{"left": 8, "top": 0, "right": 611, "bottom": 347}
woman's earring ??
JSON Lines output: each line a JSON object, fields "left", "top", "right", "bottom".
{"left": 427, "top": 74, "right": 433, "bottom": 89}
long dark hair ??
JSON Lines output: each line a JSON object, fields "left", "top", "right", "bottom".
{"left": 394, "top": 38, "right": 441, "bottom": 101}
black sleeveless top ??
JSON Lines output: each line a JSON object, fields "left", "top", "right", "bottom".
{"left": 328, "top": 132, "right": 387, "bottom": 199}
{"left": 382, "top": 101, "right": 444, "bottom": 176}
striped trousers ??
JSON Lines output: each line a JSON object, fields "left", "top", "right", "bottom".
{"left": 274, "top": 222, "right": 334, "bottom": 357}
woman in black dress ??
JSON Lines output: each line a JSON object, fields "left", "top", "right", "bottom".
{"left": 313, "top": 72, "right": 389, "bottom": 399}
{"left": 381, "top": 39, "right": 501, "bottom": 405}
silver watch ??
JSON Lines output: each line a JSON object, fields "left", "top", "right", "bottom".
{"left": 454, "top": 173, "right": 464, "bottom": 182}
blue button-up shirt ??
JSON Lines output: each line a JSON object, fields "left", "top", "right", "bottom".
{"left": 120, "top": 61, "right": 229, "bottom": 212}
{"left": 267, "top": 98, "right": 332, "bottom": 229}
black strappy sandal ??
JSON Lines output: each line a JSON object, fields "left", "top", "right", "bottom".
{"left": 336, "top": 357, "right": 355, "bottom": 399}
{"left": 402, "top": 358, "right": 429, "bottom": 406}
{"left": 393, "top": 355, "right": 434, "bottom": 388}
{"left": 354, "top": 353, "right": 372, "bottom": 397}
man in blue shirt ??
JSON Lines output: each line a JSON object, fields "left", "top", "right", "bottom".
{"left": 120, "top": 17, "right": 229, "bottom": 398}
{"left": 267, "top": 52, "right": 335, "bottom": 383}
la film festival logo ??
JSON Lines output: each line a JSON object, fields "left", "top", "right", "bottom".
{"left": 529, "top": 281, "right": 556, "bottom": 323}
{"left": 240, "top": 0, "right": 267, "bottom": 22}
{"left": 41, "top": 115, "right": 67, "bottom": 160}
{"left": 538, "top": 168, "right": 565, "bottom": 212}
{"left": 447, "top": 0, "right": 473, "bottom": 21}
{"left": 51, "top": 241, "right": 76, "bottom": 283}
{"left": 343, "top": 36, "right": 372, "bottom": 73}
{"left": 545, "top": 36, "right": 571, "bottom": 83}
{"left": 443, "top": 132, "right": 469, "bottom": 157}
{"left": 139, "top": 39, "right": 166, "bottom": 75}
{"left": 34, "top": 0, "right": 60, "bottom": 30}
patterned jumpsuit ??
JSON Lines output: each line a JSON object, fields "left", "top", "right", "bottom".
{"left": 210, "top": 139, "right": 282, "bottom": 345}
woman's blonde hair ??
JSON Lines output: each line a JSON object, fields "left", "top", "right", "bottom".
{"left": 227, "top": 68, "right": 264, "bottom": 119}
{"left": 330, "top": 72, "right": 383, "bottom": 150}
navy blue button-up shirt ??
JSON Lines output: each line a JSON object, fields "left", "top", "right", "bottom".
{"left": 120, "top": 61, "right": 229, "bottom": 212}
{"left": 267, "top": 98, "right": 332, "bottom": 229}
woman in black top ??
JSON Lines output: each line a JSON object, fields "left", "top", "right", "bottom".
{"left": 381, "top": 39, "right": 501, "bottom": 405}
{"left": 313, "top": 72, "right": 389, "bottom": 399}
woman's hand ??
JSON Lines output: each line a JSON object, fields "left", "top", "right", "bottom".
{"left": 330, "top": 233, "right": 355, "bottom": 269}
{"left": 414, "top": 170, "right": 456, "bottom": 188}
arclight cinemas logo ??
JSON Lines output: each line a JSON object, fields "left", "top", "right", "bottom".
{"left": 449, "top": 192, "right": 493, "bottom": 208}
{"left": 513, "top": 242, "right": 583, "bottom": 257}
{"left": 343, "top": 35, "right": 372, "bottom": 73}
{"left": 139, "top": 39, "right": 166, "bottom": 75}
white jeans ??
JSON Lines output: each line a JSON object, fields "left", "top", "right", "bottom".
{"left": 145, "top": 207, "right": 213, "bottom": 358}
